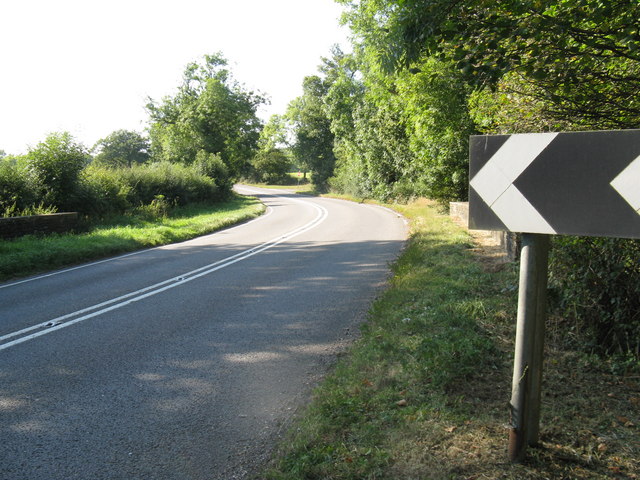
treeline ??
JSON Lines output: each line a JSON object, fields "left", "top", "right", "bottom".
{"left": 281, "top": 0, "right": 640, "bottom": 360}
{"left": 0, "top": 53, "right": 281, "bottom": 221}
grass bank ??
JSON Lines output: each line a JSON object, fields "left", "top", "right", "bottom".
{"left": 0, "top": 194, "right": 264, "bottom": 282}
{"left": 263, "top": 198, "right": 639, "bottom": 479}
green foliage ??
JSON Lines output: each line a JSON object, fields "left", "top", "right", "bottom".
{"left": 194, "top": 150, "right": 233, "bottom": 195}
{"left": 396, "top": 58, "right": 476, "bottom": 201}
{"left": 79, "top": 164, "right": 134, "bottom": 216}
{"left": 322, "top": 48, "right": 474, "bottom": 204}
{"left": 82, "top": 162, "right": 222, "bottom": 217}
{"left": 339, "top": 0, "right": 640, "bottom": 128}
{"left": 249, "top": 149, "right": 292, "bottom": 184}
{"left": 258, "top": 114, "right": 289, "bottom": 152}
{"left": 550, "top": 236, "right": 640, "bottom": 357}
{"left": 1, "top": 130, "right": 232, "bottom": 226}
{"left": 1, "top": 202, "right": 58, "bottom": 218}
{"left": 468, "top": 72, "right": 588, "bottom": 134}
{"left": 93, "top": 129, "right": 150, "bottom": 168}
{"left": 331, "top": 0, "right": 640, "bottom": 362}
{"left": 0, "top": 156, "right": 38, "bottom": 215}
{"left": 287, "top": 75, "right": 337, "bottom": 191}
{"left": 24, "top": 132, "right": 91, "bottom": 211}
{"left": 147, "top": 53, "right": 265, "bottom": 177}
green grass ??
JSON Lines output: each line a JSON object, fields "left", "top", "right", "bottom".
{"left": 262, "top": 198, "right": 639, "bottom": 480}
{"left": 0, "top": 195, "right": 264, "bottom": 281}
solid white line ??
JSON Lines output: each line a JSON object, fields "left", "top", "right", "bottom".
{"left": 0, "top": 196, "right": 327, "bottom": 352}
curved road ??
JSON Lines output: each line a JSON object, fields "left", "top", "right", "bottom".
{"left": 0, "top": 186, "right": 407, "bottom": 479}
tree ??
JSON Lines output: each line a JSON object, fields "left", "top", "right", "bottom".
{"left": 24, "top": 132, "right": 90, "bottom": 211}
{"left": 249, "top": 114, "right": 293, "bottom": 184}
{"left": 338, "top": 0, "right": 640, "bottom": 128}
{"left": 257, "top": 114, "right": 289, "bottom": 152}
{"left": 319, "top": 44, "right": 474, "bottom": 203}
{"left": 251, "top": 149, "right": 292, "bottom": 184}
{"left": 147, "top": 53, "right": 265, "bottom": 177}
{"left": 93, "top": 130, "right": 150, "bottom": 168}
{"left": 287, "top": 76, "right": 336, "bottom": 191}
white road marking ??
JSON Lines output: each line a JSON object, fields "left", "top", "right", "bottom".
{"left": 0, "top": 194, "right": 327, "bottom": 352}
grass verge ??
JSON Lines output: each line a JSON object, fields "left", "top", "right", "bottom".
{"left": 0, "top": 194, "right": 264, "bottom": 282}
{"left": 262, "top": 198, "right": 639, "bottom": 479}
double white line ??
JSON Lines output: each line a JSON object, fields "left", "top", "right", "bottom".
{"left": 0, "top": 194, "right": 328, "bottom": 352}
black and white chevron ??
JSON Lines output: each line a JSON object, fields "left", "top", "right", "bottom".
{"left": 468, "top": 129, "right": 640, "bottom": 239}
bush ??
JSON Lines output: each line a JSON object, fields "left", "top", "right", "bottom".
{"left": 0, "top": 157, "right": 38, "bottom": 216}
{"left": 79, "top": 165, "right": 133, "bottom": 217}
{"left": 194, "top": 150, "right": 233, "bottom": 195}
{"left": 121, "top": 162, "right": 220, "bottom": 206}
{"left": 81, "top": 162, "right": 223, "bottom": 217}
{"left": 24, "top": 132, "right": 90, "bottom": 211}
{"left": 550, "top": 236, "right": 640, "bottom": 358}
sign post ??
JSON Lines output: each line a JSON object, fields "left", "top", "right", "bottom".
{"left": 508, "top": 233, "right": 549, "bottom": 461}
{"left": 468, "top": 129, "right": 640, "bottom": 462}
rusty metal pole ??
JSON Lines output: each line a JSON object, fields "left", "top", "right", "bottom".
{"left": 508, "top": 233, "right": 550, "bottom": 462}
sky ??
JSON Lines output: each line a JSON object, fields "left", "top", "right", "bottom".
{"left": 0, "top": 0, "right": 350, "bottom": 155}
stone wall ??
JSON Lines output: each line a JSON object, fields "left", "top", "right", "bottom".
{"left": 449, "top": 202, "right": 519, "bottom": 262}
{"left": 0, "top": 213, "right": 79, "bottom": 240}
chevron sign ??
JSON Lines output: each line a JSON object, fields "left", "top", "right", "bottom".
{"left": 469, "top": 129, "right": 640, "bottom": 239}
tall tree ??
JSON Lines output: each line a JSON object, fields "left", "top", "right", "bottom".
{"left": 93, "top": 130, "right": 150, "bottom": 168}
{"left": 257, "top": 114, "right": 289, "bottom": 152}
{"left": 287, "top": 76, "right": 336, "bottom": 190}
{"left": 147, "top": 53, "right": 265, "bottom": 177}
{"left": 321, "top": 44, "right": 474, "bottom": 202}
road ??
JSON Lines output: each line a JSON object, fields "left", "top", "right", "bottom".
{"left": 0, "top": 186, "right": 407, "bottom": 480}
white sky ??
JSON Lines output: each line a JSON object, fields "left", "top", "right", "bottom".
{"left": 0, "top": 0, "right": 350, "bottom": 155}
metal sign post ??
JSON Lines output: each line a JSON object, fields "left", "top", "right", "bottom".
{"left": 508, "top": 233, "right": 549, "bottom": 461}
{"left": 468, "top": 129, "right": 640, "bottom": 462}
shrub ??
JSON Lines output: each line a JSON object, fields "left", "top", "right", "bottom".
{"left": 0, "top": 157, "right": 38, "bottom": 216}
{"left": 550, "top": 236, "right": 640, "bottom": 358}
{"left": 80, "top": 162, "right": 224, "bottom": 218}
{"left": 24, "top": 132, "right": 90, "bottom": 211}
{"left": 79, "top": 165, "right": 133, "bottom": 217}
{"left": 194, "top": 150, "right": 233, "bottom": 195}
{"left": 121, "top": 162, "right": 220, "bottom": 206}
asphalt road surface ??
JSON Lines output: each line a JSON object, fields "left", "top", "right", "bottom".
{"left": 0, "top": 186, "right": 407, "bottom": 480}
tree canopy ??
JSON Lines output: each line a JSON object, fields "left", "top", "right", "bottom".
{"left": 93, "top": 130, "right": 150, "bottom": 168}
{"left": 146, "top": 53, "right": 266, "bottom": 177}
{"left": 287, "top": 76, "right": 337, "bottom": 190}
{"left": 338, "top": 0, "right": 640, "bottom": 128}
